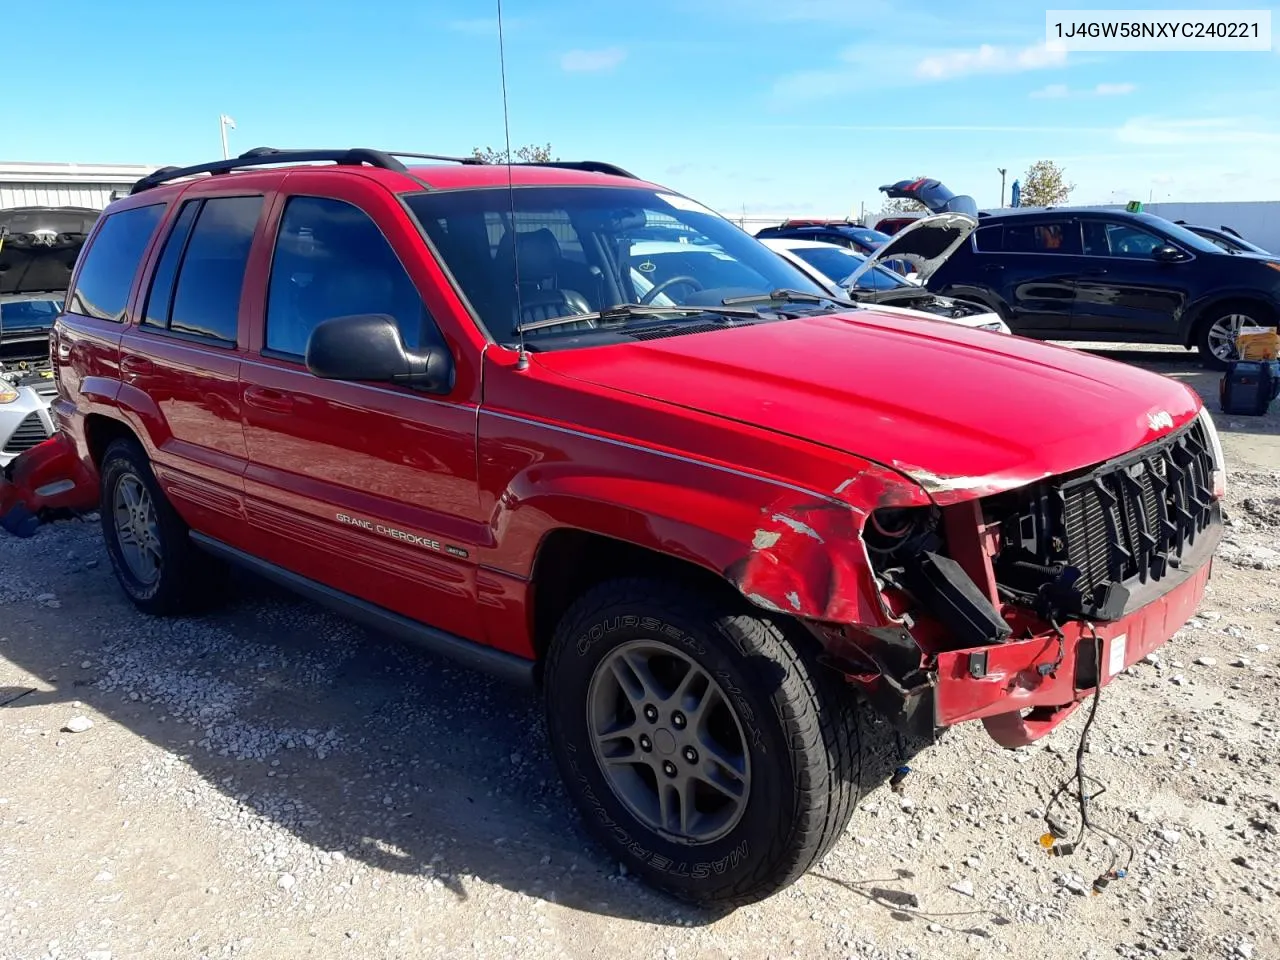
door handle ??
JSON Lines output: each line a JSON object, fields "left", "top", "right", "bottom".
{"left": 120, "top": 355, "right": 153, "bottom": 377}
{"left": 982, "top": 263, "right": 1005, "bottom": 272}
{"left": 1080, "top": 267, "right": 1108, "bottom": 277}
{"left": 243, "top": 386, "right": 295, "bottom": 414}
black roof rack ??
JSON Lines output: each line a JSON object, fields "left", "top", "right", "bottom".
{"left": 129, "top": 149, "right": 640, "bottom": 196}
{"left": 512, "top": 160, "right": 639, "bottom": 179}
{"left": 129, "top": 147, "right": 413, "bottom": 195}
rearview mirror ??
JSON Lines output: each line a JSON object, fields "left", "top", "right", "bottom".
{"left": 305, "top": 314, "right": 454, "bottom": 393}
{"left": 1152, "top": 244, "right": 1186, "bottom": 263}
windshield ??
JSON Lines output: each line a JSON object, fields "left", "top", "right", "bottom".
{"left": 0, "top": 296, "right": 63, "bottom": 333}
{"left": 842, "top": 227, "right": 890, "bottom": 249}
{"left": 789, "top": 245, "right": 910, "bottom": 292}
{"left": 405, "top": 186, "right": 830, "bottom": 347}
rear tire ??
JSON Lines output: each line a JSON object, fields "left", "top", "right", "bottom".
{"left": 543, "top": 577, "right": 861, "bottom": 906}
{"left": 99, "top": 438, "right": 224, "bottom": 615}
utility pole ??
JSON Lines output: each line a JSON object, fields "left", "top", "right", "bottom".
{"left": 997, "top": 167, "right": 1007, "bottom": 207}
{"left": 219, "top": 115, "right": 237, "bottom": 160}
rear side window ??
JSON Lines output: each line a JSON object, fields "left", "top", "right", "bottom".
{"left": 265, "top": 196, "right": 439, "bottom": 358}
{"left": 1003, "top": 220, "right": 1080, "bottom": 255}
{"left": 67, "top": 204, "right": 164, "bottom": 321}
{"left": 973, "top": 225, "right": 1003, "bottom": 252}
{"left": 170, "top": 197, "right": 262, "bottom": 342}
{"left": 142, "top": 201, "right": 200, "bottom": 329}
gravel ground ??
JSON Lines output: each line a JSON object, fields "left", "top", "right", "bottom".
{"left": 1, "top": 345, "right": 1278, "bottom": 960}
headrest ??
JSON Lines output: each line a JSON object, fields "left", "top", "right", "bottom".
{"left": 497, "top": 228, "right": 561, "bottom": 281}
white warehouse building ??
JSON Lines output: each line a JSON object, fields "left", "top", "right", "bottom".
{"left": 0, "top": 161, "right": 156, "bottom": 210}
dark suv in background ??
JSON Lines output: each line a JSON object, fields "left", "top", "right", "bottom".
{"left": 923, "top": 208, "right": 1280, "bottom": 367}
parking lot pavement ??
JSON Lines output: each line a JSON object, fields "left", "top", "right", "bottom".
{"left": 2, "top": 347, "right": 1278, "bottom": 960}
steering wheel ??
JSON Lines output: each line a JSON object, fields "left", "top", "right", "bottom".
{"left": 638, "top": 275, "right": 704, "bottom": 305}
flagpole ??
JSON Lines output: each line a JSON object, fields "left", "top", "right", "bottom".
{"left": 219, "top": 115, "right": 236, "bottom": 160}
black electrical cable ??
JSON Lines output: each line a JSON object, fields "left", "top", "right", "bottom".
{"left": 1040, "top": 622, "right": 1136, "bottom": 883}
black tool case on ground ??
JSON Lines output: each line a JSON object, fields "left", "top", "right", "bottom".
{"left": 1220, "top": 360, "right": 1280, "bottom": 416}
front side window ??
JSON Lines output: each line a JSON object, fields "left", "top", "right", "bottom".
{"left": 265, "top": 196, "right": 439, "bottom": 358}
{"left": 1088, "top": 221, "right": 1167, "bottom": 257}
{"left": 161, "top": 196, "right": 262, "bottom": 343}
{"left": 406, "top": 186, "right": 829, "bottom": 349}
{"left": 67, "top": 204, "right": 164, "bottom": 321}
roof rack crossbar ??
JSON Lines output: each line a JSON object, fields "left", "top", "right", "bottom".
{"left": 128, "top": 147, "right": 410, "bottom": 195}
{"left": 388, "top": 151, "right": 486, "bottom": 165}
{"left": 507, "top": 160, "right": 639, "bottom": 179}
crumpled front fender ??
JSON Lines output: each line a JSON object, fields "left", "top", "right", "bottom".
{"left": 724, "top": 465, "right": 932, "bottom": 627}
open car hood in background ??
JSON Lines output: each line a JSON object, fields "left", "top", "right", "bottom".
{"left": 879, "top": 178, "right": 979, "bottom": 217}
{"left": 0, "top": 206, "right": 99, "bottom": 296}
{"left": 843, "top": 212, "right": 977, "bottom": 287}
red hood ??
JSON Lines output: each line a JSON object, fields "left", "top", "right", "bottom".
{"left": 536, "top": 311, "right": 1202, "bottom": 502}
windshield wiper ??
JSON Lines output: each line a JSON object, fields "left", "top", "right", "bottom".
{"left": 513, "top": 303, "right": 759, "bottom": 335}
{"left": 721, "top": 288, "right": 858, "bottom": 308}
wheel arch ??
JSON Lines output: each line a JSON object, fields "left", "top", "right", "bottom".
{"left": 1182, "top": 293, "right": 1278, "bottom": 347}
{"left": 83, "top": 412, "right": 143, "bottom": 468}
{"left": 528, "top": 527, "right": 744, "bottom": 667}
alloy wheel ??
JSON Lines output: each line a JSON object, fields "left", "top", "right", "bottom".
{"left": 1206, "top": 313, "right": 1260, "bottom": 362}
{"left": 112, "top": 474, "right": 162, "bottom": 585}
{"left": 586, "top": 639, "right": 752, "bottom": 844}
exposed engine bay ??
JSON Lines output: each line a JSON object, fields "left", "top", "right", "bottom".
{"left": 849, "top": 288, "right": 993, "bottom": 321}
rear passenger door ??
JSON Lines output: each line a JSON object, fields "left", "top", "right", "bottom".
{"left": 992, "top": 218, "right": 1086, "bottom": 334}
{"left": 238, "top": 174, "right": 486, "bottom": 643}
{"left": 118, "top": 191, "right": 269, "bottom": 548}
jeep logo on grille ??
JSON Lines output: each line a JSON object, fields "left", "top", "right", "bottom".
{"left": 1147, "top": 410, "right": 1174, "bottom": 431}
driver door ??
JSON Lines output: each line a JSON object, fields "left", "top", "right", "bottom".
{"left": 238, "top": 173, "right": 488, "bottom": 642}
{"left": 1071, "top": 220, "right": 1191, "bottom": 337}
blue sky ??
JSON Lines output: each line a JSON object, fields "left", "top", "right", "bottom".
{"left": 6, "top": 0, "right": 1279, "bottom": 218}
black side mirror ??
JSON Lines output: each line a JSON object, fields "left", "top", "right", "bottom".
{"left": 1152, "top": 244, "right": 1186, "bottom": 263}
{"left": 305, "top": 314, "right": 454, "bottom": 393}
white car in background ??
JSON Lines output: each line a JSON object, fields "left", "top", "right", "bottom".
{"left": 759, "top": 213, "right": 1011, "bottom": 334}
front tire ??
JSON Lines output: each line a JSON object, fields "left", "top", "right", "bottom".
{"left": 100, "top": 438, "right": 223, "bottom": 615}
{"left": 1196, "top": 304, "right": 1269, "bottom": 369}
{"left": 543, "top": 578, "right": 860, "bottom": 906}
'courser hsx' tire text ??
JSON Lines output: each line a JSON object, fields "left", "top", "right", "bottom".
{"left": 543, "top": 577, "right": 860, "bottom": 906}
{"left": 100, "top": 438, "right": 223, "bottom": 616}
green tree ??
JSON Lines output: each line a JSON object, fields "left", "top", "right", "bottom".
{"left": 470, "top": 143, "right": 555, "bottom": 163}
{"left": 1019, "top": 160, "right": 1075, "bottom": 207}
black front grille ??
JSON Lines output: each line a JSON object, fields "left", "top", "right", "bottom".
{"left": 1054, "top": 418, "right": 1216, "bottom": 597}
{"left": 2, "top": 412, "right": 50, "bottom": 454}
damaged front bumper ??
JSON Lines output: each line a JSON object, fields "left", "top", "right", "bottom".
{"left": 0, "top": 431, "right": 100, "bottom": 536}
{"left": 824, "top": 507, "right": 1221, "bottom": 748}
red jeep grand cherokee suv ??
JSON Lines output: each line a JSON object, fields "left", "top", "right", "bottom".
{"left": 49, "top": 148, "right": 1225, "bottom": 906}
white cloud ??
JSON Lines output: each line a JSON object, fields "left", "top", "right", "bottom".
{"left": 1028, "top": 81, "right": 1135, "bottom": 99}
{"left": 914, "top": 41, "right": 1066, "bottom": 81}
{"left": 770, "top": 39, "right": 1070, "bottom": 107}
{"left": 560, "top": 47, "right": 627, "bottom": 73}
{"left": 1116, "top": 116, "right": 1280, "bottom": 146}
{"left": 1030, "top": 83, "right": 1070, "bottom": 99}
